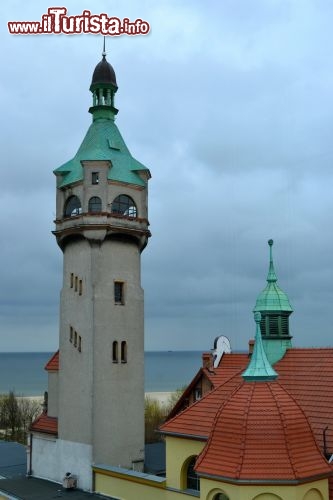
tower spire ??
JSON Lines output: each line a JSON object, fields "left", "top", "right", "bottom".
{"left": 88, "top": 38, "right": 118, "bottom": 121}
{"left": 253, "top": 239, "right": 293, "bottom": 364}
{"left": 242, "top": 312, "right": 278, "bottom": 381}
{"left": 267, "top": 239, "right": 277, "bottom": 283}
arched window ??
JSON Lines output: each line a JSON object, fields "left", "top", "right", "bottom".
{"left": 112, "top": 341, "right": 118, "bottom": 363}
{"left": 121, "top": 341, "right": 127, "bottom": 363}
{"left": 111, "top": 195, "right": 137, "bottom": 218}
{"left": 213, "top": 494, "right": 229, "bottom": 500}
{"left": 186, "top": 457, "right": 200, "bottom": 491}
{"left": 64, "top": 195, "right": 82, "bottom": 217}
{"left": 88, "top": 196, "right": 102, "bottom": 213}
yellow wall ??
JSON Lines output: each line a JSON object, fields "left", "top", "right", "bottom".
{"left": 201, "top": 477, "right": 328, "bottom": 500}
{"left": 94, "top": 470, "right": 329, "bottom": 500}
{"left": 165, "top": 435, "right": 205, "bottom": 489}
{"left": 94, "top": 436, "right": 329, "bottom": 500}
{"left": 95, "top": 472, "right": 167, "bottom": 500}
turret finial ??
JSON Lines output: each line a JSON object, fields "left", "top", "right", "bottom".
{"left": 102, "top": 36, "right": 106, "bottom": 59}
{"left": 267, "top": 238, "right": 277, "bottom": 283}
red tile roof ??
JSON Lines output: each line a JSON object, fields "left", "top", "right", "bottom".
{"left": 203, "top": 353, "right": 248, "bottom": 386}
{"left": 45, "top": 350, "right": 59, "bottom": 371}
{"left": 168, "top": 354, "right": 248, "bottom": 419}
{"left": 162, "top": 374, "right": 242, "bottom": 438}
{"left": 195, "top": 381, "right": 332, "bottom": 482}
{"left": 161, "top": 347, "right": 333, "bottom": 485}
{"left": 30, "top": 412, "right": 58, "bottom": 435}
{"left": 275, "top": 349, "right": 333, "bottom": 453}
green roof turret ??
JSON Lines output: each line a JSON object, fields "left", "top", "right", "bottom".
{"left": 253, "top": 240, "right": 293, "bottom": 364}
{"left": 254, "top": 240, "right": 293, "bottom": 313}
{"left": 242, "top": 312, "right": 278, "bottom": 381}
{"left": 89, "top": 41, "right": 118, "bottom": 121}
{"left": 53, "top": 45, "right": 150, "bottom": 189}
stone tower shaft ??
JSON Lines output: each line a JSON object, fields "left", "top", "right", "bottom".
{"left": 51, "top": 51, "right": 150, "bottom": 477}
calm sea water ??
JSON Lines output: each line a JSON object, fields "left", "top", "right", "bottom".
{"left": 0, "top": 351, "right": 202, "bottom": 396}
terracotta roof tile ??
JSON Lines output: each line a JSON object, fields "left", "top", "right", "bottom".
{"left": 30, "top": 413, "right": 58, "bottom": 435}
{"left": 161, "top": 347, "right": 333, "bottom": 484}
{"left": 161, "top": 375, "right": 241, "bottom": 438}
{"left": 195, "top": 382, "right": 332, "bottom": 482}
{"left": 45, "top": 350, "right": 59, "bottom": 371}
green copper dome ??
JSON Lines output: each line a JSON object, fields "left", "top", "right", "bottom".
{"left": 253, "top": 240, "right": 293, "bottom": 313}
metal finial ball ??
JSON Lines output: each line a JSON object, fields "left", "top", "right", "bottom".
{"left": 268, "top": 239, "right": 274, "bottom": 246}
{"left": 254, "top": 311, "right": 262, "bottom": 323}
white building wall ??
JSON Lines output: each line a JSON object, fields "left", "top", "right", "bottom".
{"left": 31, "top": 435, "right": 93, "bottom": 491}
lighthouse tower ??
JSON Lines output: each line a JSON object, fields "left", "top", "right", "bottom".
{"left": 30, "top": 49, "right": 150, "bottom": 491}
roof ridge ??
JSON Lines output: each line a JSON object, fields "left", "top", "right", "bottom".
{"left": 234, "top": 383, "right": 255, "bottom": 478}
{"left": 269, "top": 382, "right": 332, "bottom": 477}
{"left": 267, "top": 383, "right": 297, "bottom": 478}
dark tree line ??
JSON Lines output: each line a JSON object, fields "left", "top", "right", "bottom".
{"left": 0, "top": 391, "right": 42, "bottom": 444}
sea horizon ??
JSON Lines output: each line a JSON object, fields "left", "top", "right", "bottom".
{"left": 0, "top": 350, "right": 204, "bottom": 396}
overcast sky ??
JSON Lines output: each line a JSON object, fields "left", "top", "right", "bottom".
{"left": 2, "top": 0, "right": 333, "bottom": 352}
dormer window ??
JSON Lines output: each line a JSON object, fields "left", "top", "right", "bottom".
{"left": 92, "top": 172, "right": 99, "bottom": 184}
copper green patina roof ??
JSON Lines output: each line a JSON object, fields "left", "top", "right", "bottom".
{"left": 54, "top": 52, "right": 150, "bottom": 188}
{"left": 54, "top": 118, "right": 149, "bottom": 188}
{"left": 253, "top": 239, "right": 293, "bottom": 313}
{"left": 243, "top": 312, "right": 278, "bottom": 381}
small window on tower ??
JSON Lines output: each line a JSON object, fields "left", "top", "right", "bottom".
{"left": 92, "top": 172, "right": 99, "bottom": 185}
{"left": 78, "top": 336, "right": 82, "bottom": 353}
{"left": 88, "top": 196, "right": 102, "bottom": 213}
{"left": 112, "top": 341, "right": 118, "bottom": 363}
{"left": 74, "top": 331, "right": 77, "bottom": 347}
{"left": 75, "top": 276, "right": 78, "bottom": 292}
{"left": 114, "top": 281, "right": 124, "bottom": 305}
{"left": 121, "top": 341, "right": 127, "bottom": 363}
{"left": 79, "top": 280, "right": 83, "bottom": 296}
{"left": 70, "top": 273, "right": 74, "bottom": 288}
{"left": 70, "top": 326, "right": 73, "bottom": 343}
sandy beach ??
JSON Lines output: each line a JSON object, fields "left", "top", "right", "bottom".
{"left": 23, "top": 392, "right": 176, "bottom": 407}
{"left": 145, "top": 391, "right": 175, "bottom": 406}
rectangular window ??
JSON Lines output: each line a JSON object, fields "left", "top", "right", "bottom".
{"left": 70, "top": 326, "right": 73, "bottom": 343}
{"left": 194, "top": 388, "right": 202, "bottom": 401}
{"left": 70, "top": 273, "right": 74, "bottom": 288}
{"left": 78, "top": 336, "right": 82, "bottom": 353}
{"left": 75, "top": 276, "right": 78, "bottom": 292}
{"left": 114, "top": 281, "right": 124, "bottom": 305}
{"left": 74, "top": 331, "right": 77, "bottom": 347}
{"left": 92, "top": 172, "right": 99, "bottom": 185}
{"left": 121, "top": 341, "right": 127, "bottom": 363}
{"left": 79, "top": 280, "right": 83, "bottom": 296}
{"left": 112, "top": 341, "right": 118, "bottom": 363}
